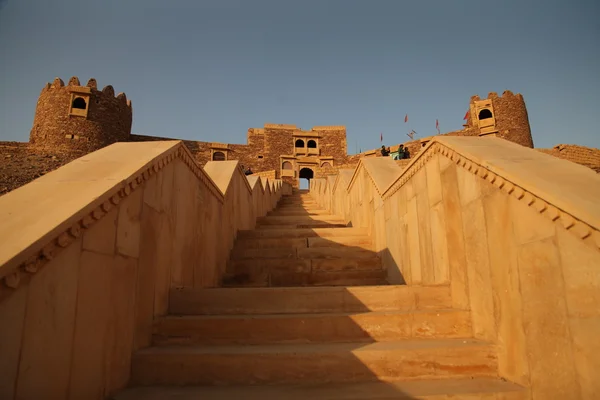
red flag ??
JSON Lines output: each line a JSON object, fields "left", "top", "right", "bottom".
{"left": 380, "top": 133, "right": 383, "bottom": 142}
{"left": 404, "top": 114, "right": 408, "bottom": 123}
{"left": 463, "top": 110, "right": 469, "bottom": 120}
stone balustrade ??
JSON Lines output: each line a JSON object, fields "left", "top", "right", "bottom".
{"left": 310, "top": 135, "right": 600, "bottom": 400}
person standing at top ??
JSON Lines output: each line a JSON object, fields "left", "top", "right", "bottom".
{"left": 380, "top": 145, "right": 390, "bottom": 157}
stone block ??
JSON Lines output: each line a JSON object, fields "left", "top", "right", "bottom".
{"left": 116, "top": 188, "right": 143, "bottom": 258}
{"left": 509, "top": 196, "right": 555, "bottom": 245}
{"left": 483, "top": 191, "right": 529, "bottom": 385}
{"left": 430, "top": 202, "right": 449, "bottom": 283}
{"left": 16, "top": 240, "right": 81, "bottom": 399}
{"left": 569, "top": 317, "right": 600, "bottom": 399}
{"left": 462, "top": 198, "right": 496, "bottom": 341}
{"left": 425, "top": 154, "right": 443, "bottom": 206}
{"left": 406, "top": 196, "right": 421, "bottom": 283}
{"left": 440, "top": 164, "right": 469, "bottom": 309}
{"left": 134, "top": 205, "right": 161, "bottom": 350}
{"left": 416, "top": 192, "right": 435, "bottom": 284}
{"left": 0, "top": 284, "right": 28, "bottom": 399}
{"left": 518, "top": 237, "right": 580, "bottom": 399}
{"left": 456, "top": 164, "right": 481, "bottom": 206}
{"left": 68, "top": 251, "right": 112, "bottom": 400}
{"left": 105, "top": 255, "right": 139, "bottom": 394}
{"left": 83, "top": 206, "right": 117, "bottom": 255}
{"left": 556, "top": 226, "right": 600, "bottom": 318}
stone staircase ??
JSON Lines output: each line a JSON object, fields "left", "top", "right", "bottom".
{"left": 115, "top": 192, "right": 526, "bottom": 399}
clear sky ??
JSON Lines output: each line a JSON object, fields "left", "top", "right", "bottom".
{"left": 1, "top": 0, "right": 598, "bottom": 153}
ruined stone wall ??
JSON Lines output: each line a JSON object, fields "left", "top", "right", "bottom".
{"left": 537, "top": 144, "right": 600, "bottom": 173}
{"left": 29, "top": 77, "right": 132, "bottom": 153}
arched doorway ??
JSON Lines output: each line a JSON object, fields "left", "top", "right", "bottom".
{"left": 212, "top": 151, "right": 225, "bottom": 161}
{"left": 299, "top": 167, "right": 314, "bottom": 190}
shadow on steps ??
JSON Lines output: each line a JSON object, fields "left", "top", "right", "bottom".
{"left": 114, "top": 193, "right": 526, "bottom": 399}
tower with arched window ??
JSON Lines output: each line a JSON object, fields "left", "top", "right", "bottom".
{"left": 466, "top": 91, "right": 533, "bottom": 148}
{"left": 29, "top": 76, "right": 132, "bottom": 153}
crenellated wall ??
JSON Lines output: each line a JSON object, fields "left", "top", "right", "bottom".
{"left": 0, "top": 141, "right": 288, "bottom": 400}
{"left": 29, "top": 77, "right": 132, "bottom": 153}
{"left": 311, "top": 135, "right": 600, "bottom": 400}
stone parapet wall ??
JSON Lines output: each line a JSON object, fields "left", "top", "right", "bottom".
{"left": 311, "top": 136, "right": 600, "bottom": 399}
{"left": 0, "top": 141, "right": 288, "bottom": 399}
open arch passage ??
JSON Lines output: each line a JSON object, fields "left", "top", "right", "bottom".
{"left": 72, "top": 97, "right": 87, "bottom": 109}
{"left": 307, "top": 140, "right": 317, "bottom": 148}
{"left": 478, "top": 109, "right": 493, "bottom": 120}
{"left": 299, "top": 167, "right": 314, "bottom": 190}
{"left": 295, "top": 139, "right": 305, "bottom": 148}
{"left": 282, "top": 161, "right": 293, "bottom": 170}
{"left": 212, "top": 151, "right": 225, "bottom": 161}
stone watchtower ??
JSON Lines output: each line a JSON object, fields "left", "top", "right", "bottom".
{"left": 466, "top": 90, "right": 534, "bottom": 148}
{"left": 29, "top": 76, "right": 132, "bottom": 153}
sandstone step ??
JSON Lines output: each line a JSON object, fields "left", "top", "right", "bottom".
{"left": 257, "top": 215, "right": 346, "bottom": 225}
{"left": 231, "top": 246, "right": 379, "bottom": 260}
{"left": 223, "top": 268, "right": 387, "bottom": 288}
{"left": 234, "top": 236, "right": 373, "bottom": 250}
{"left": 130, "top": 339, "right": 497, "bottom": 386}
{"left": 297, "top": 247, "right": 379, "bottom": 259}
{"left": 229, "top": 257, "right": 381, "bottom": 272}
{"left": 114, "top": 377, "right": 527, "bottom": 400}
{"left": 268, "top": 209, "right": 330, "bottom": 216}
{"left": 238, "top": 227, "right": 367, "bottom": 239}
{"left": 308, "top": 236, "right": 374, "bottom": 249}
{"left": 169, "top": 285, "right": 452, "bottom": 315}
{"left": 152, "top": 309, "right": 473, "bottom": 346}
{"left": 257, "top": 221, "right": 349, "bottom": 229}
{"left": 233, "top": 237, "right": 309, "bottom": 250}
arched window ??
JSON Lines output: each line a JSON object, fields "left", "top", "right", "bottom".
{"left": 478, "top": 109, "right": 493, "bottom": 120}
{"left": 307, "top": 140, "right": 317, "bottom": 148}
{"left": 72, "top": 97, "right": 87, "bottom": 110}
{"left": 321, "top": 162, "right": 332, "bottom": 168}
{"left": 212, "top": 151, "right": 225, "bottom": 161}
{"left": 282, "top": 161, "right": 293, "bottom": 170}
{"left": 295, "top": 139, "right": 305, "bottom": 148}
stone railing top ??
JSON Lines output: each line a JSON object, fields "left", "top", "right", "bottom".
{"left": 0, "top": 141, "right": 227, "bottom": 282}
{"left": 375, "top": 136, "right": 600, "bottom": 252}
{"left": 333, "top": 169, "right": 355, "bottom": 194}
{"left": 261, "top": 177, "right": 271, "bottom": 192}
{"left": 246, "top": 175, "right": 261, "bottom": 190}
{"left": 348, "top": 157, "right": 401, "bottom": 195}
{"left": 203, "top": 160, "right": 252, "bottom": 196}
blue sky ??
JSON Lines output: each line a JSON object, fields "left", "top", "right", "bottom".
{"left": 0, "top": 0, "right": 598, "bottom": 153}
